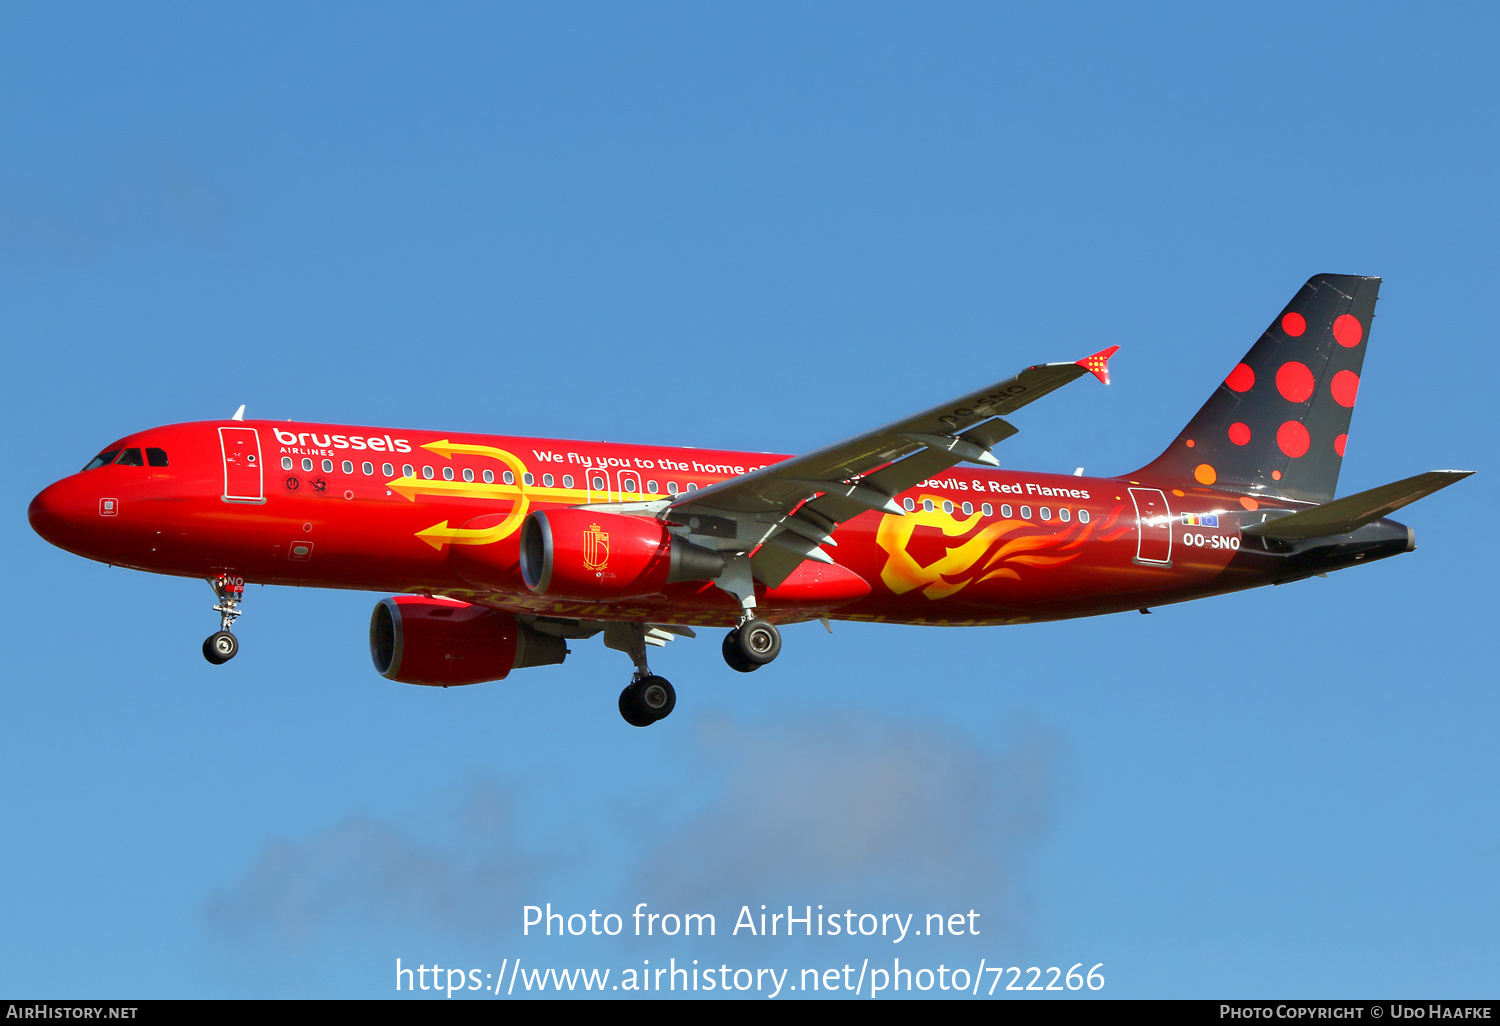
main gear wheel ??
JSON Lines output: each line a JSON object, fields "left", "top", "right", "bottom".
{"left": 618, "top": 675, "right": 676, "bottom": 727}
{"left": 723, "top": 618, "right": 780, "bottom": 671}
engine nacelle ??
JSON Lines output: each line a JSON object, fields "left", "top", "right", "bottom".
{"left": 520, "top": 508, "right": 725, "bottom": 600}
{"left": 369, "top": 596, "right": 566, "bottom": 687}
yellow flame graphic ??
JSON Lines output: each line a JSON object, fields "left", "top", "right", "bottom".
{"left": 876, "top": 495, "right": 1119, "bottom": 600}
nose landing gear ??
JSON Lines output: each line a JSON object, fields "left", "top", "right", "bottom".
{"left": 203, "top": 575, "right": 245, "bottom": 665}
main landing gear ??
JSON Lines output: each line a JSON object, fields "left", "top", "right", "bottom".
{"left": 712, "top": 557, "right": 783, "bottom": 674}
{"left": 605, "top": 623, "right": 677, "bottom": 727}
{"left": 202, "top": 574, "right": 244, "bottom": 665}
{"left": 722, "top": 617, "right": 781, "bottom": 673}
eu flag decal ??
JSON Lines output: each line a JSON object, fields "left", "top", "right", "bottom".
{"left": 1181, "top": 513, "right": 1220, "bottom": 528}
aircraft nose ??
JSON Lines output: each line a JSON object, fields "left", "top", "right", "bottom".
{"left": 28, "top": 478, "right": 89, "bottom": 549}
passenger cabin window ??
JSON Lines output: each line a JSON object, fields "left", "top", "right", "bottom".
{"left": 322, "top": 459, "right": 333, "bottom": 473}
{"left": 301, "top": 458, "right": 313, "bottom": 472}
{"left": 591, "top": 475, "right": 604, "bottom": 490}
{"left": 563, "top": 474, "right": 574, "bottom": 488}
{"left": 342, "top": 460, "right": 353, "bottom": 474}
{"left": 523, "top": 473, "right": 535, "bottom": 486}
{"left": 622, "top": 477, "right": 638, "bottom": 492}
{"left": 422, "top": 466, "right": 434, "bottom": 480}
{"left": 647, "top": 479, "right": 658, "bottom": 493}
{"left": 281, "top": 457, "right": 294, "bottom": 470}
{"left": 382, "top": 463, "right": 393, "bottom": 477}
{"left": 903, "top": 497, "right": 915, "bottom": 511}
{"left": 401, "top": 464, "right": 413, "bottom": 478}
{"left": 116, "top": 448, "right": 144, "bottom": 466}
{"left": 981, "top": 503, "right": 993, "bottom": 516}
{"left": 146, "top": 448, "right": 169, "bottom": 467}
{"left": 1078, "top": 509, "right": 1091, "bottom": 524}
{"left": 942, "top": 500, "right": 953, "bottom": 514}
{"left": 962, "top": 501, "right": 973, "bottom": 515}
{"left": 463, "top": 468, "right": 474, "bottom": 482}
{"left": 543, "top": 473, "right": 554, "bottom": 487}
{"left": 502, "top": 471, "right": 514, "bottom": 484}
{"left": 443, "top": 467, "right": 454, "bottom": 481}
{"left": 1001, "top": 504, "right": 1013, "bottom": 518}
{"left": 362, "top": 462, "right": 374, "bottom": 475}
{"left": 82, "top": 450, "right": 121, "bottom": 471}
{"left": 482, "top": 470, "right": 494, "bottom": 484}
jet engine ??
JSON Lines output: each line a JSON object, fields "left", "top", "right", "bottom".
{"left": 369, "top": 596, "right": 566, "bottom": 686}
{"left": 519, "top": 508, "right": 725, "bottom": 600}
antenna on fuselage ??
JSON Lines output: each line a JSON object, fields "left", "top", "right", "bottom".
{"left": 231, "top": 405, "right": 246, "bottom": 421}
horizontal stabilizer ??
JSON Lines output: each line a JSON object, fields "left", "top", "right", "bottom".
{"left": 1243, "top": 470, "right": 1473, "bottom": 540}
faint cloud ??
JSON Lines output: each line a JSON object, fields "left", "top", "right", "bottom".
{"left": 0, "top": 138, "right": 228, "bottom": 264}
{"left": 202, "top": 715, "right": 1058, "bottom": 959}
{"left": 631, "top": 715, "right": 1058, "bottom": 928}
{"left": 202, "top": 781, "right": 553, "bottom": 960}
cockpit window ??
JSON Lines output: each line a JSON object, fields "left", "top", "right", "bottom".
{"left": 116, "top": 448, "right": 145, "bottom": 467}
{"left": 82, "top": 450, "right": 121, "bottom": 471}
{"left": 146, "top": 448, "right": 169, "bottom": 467}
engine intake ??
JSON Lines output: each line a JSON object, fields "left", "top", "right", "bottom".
{"left": 519, "top": 508, "right": 725, "bottom": 599}
{"left": 370, "top": 596, "right": 566, "bottom": 687}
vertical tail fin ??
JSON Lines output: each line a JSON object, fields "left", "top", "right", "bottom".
{"left": 1133, "top": 273, "right": 1380, "bottom": 503}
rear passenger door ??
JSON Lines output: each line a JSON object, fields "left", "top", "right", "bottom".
{"left": 1128, "top": 486, "right": 1172, "bottom": 566}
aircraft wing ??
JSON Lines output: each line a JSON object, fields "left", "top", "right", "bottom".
{"left": 668, "top": 347, "right": 1119, "bottom": 588}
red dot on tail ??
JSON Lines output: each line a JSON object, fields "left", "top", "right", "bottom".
{"left": 1272, "top": 470, "right": 1282, "bottom": 480}
{"left": 1334, "top": 433, "right": 1347, "bottom": 456}
{"left": 1282, "top": 312, "right": 1306, "bottom": 336}
{"left": 1333, "top": 314, "right": 1363, "bottom": 347}
{"left": 1276, "top": 361, "right": 1315, "bottom": 403}
{"left": 1228, "top": 422, "right": 1251, "bottom": 445}
{"left": 1277, "top": 420, "right": 1311, "bottom": 458}
{"left": 1225, "top": 363, "right": 1255, "bottom": 392}
{"left": 1330, "top": 370, "right": 1360, "bottom": 408}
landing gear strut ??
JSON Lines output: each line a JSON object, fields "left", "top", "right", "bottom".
{"left": 723, "top": 618, "right": 781, "bottom": 673}
{"left": 605, "top": 622, "right": 676, "bottom": 727}
{"left": 203, "top": 575, "right": 244, "bottom": 665}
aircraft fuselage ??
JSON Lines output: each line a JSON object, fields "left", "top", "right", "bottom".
{"left": 28, "top": 418, "right": 1413, "bottom": 630}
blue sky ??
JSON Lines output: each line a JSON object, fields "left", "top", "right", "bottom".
{"left": 2, "top": 3, "right": 1494, "bottom": 999}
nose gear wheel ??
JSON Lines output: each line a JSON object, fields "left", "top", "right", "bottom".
{"left": 203, "top": 631, "right": 238, "bottom": 664}
{"left": 202, "top": 574, "right": 245, "bottom": 665}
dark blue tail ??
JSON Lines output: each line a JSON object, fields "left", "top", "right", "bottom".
{"left": 1134, "top": 274, "right": 1380, "bottom": 503}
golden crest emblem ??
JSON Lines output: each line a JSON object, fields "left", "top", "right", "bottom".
{"left": 582, "top": 522, "right": 610, "bottom": 571}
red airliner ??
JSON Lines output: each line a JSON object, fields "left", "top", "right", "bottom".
{"left": 29, "top": 275, "right": 1469, "bottom": 726}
